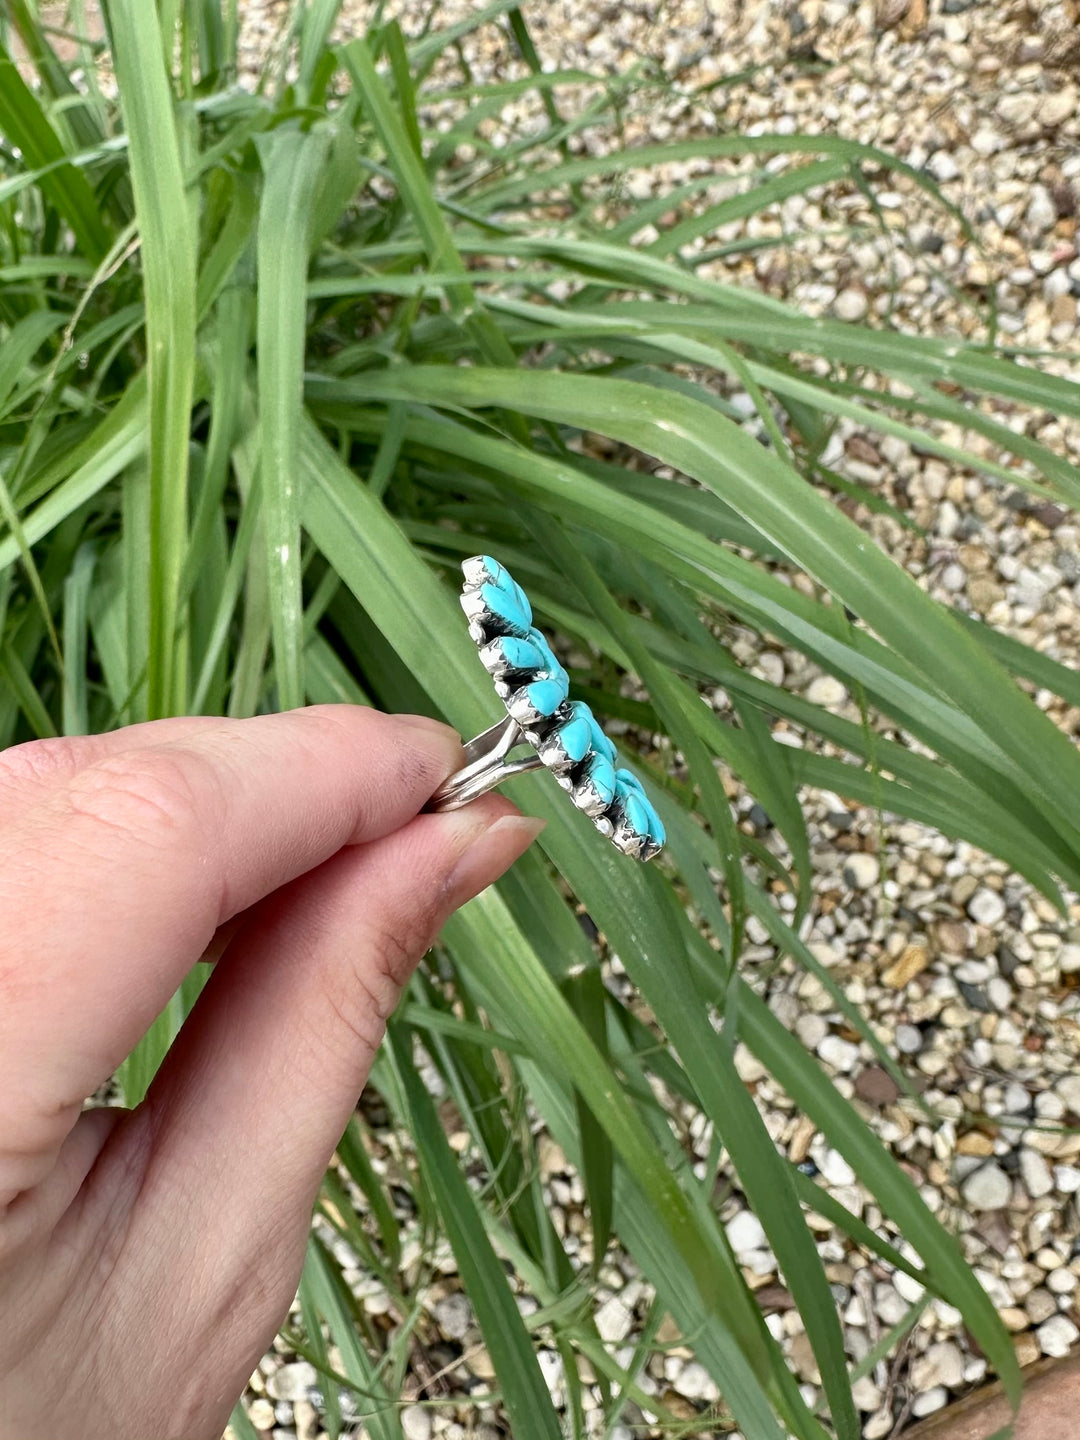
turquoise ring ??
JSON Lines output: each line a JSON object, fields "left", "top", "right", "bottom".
{"left": 426, "top": 557, "right": 665, "bottom": 862}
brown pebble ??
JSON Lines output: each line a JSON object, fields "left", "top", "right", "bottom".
{"left": 875, "top": 0, "right": 910, "bottom": 28}
{"left": 935, "top": 919, "right": 969, "bottom": 955}
{"left": 957, "top": 1131, "right": 995, "bottom": 1156}
{"left": 855, "top": 1065, "right": 902, "bottom": 1106}
{"left": 1013, "top": 1331, "right": 1041, "bottom": 1367}
{"left": 755, "top": 1285, "right": 796, "bottom": 1312}
{"left": 1028, "top": 501, "right": 1068, "bottom": 530}
{"left": 883, "top": 943, "right": 930, "bottom": 989}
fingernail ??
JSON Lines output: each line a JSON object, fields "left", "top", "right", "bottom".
{"left": 444, "top": 813, "right": 547, "bottom": 907}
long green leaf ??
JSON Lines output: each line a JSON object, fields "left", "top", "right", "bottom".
{"left": 388, "top": 1025, "right": 564, "bottom": 1440}
{"left": 109, "top": 0, "right": 197, "bottom": 717}
{"left": 255, "top": 125, "right": 331, "bottom": 710}
{"left": 0, "top": 42, "right": 110, "bottom": 259}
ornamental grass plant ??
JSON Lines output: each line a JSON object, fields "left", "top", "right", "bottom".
{"left": 2, "top": 3, "right": 1080, "bottom": 1437}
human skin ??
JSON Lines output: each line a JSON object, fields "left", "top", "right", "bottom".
{"left": 0, "top": 705, "right": 544, "bottom": 1439}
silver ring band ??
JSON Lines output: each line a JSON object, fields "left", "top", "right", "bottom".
{"left": 426, "top": 713, "right": 544, "bottom": 812}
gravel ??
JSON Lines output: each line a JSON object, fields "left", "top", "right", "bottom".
{"left": 960, "top": 1163, "right": 1014, "bottom": 1212}
{"left": 228, "top": 1, "right": 1080, "bottom": 1437}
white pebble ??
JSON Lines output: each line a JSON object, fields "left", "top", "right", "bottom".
{"left": 895, "top": 1024, "right": 923, "bottom": 1054}
{"left": 247, "top": 1399, "right": 276, "bottom": 1431}
{"left": 806, "top": 674, "right": 848, "bottom": 707}
{"left": 895, "top": 1268, "right": 927, "bottom": 1304}
{"left": 912, "top": 1340, "right": 965, "bottom": 1391}
{"left": 1037, "top": 1315, "right": 1079, "bottom": 1358}
{"left": 960, "top": 1162, "right": 1012, "bottom": 1211}
{"left": 266, "top": 1362, "right": 317, "bottom": 1403}
{"left": 818, "top": 1148, "right": 856, "bottom": 1186}
{"left": 537, "top": 1349, "right": 563, "bottom": 1399}
{"left": 1020, "top": 1149, "right": 1054, "bottom": 1199}
{"left": 796, "top": 1013, "right": 828, "bottom": 1050}
{"left": 834, "top": 288, "right": 868, "bottom": 322}
{"left": 818, "top": 1034, "right": 860, "bottom": 1073}
{"left": 727, "top": 1209, "right": 769, "bottom": 1255}
{"left": 434, "top": 1293, "right": 472, "bottom": 1340}
{"left": 1027, "top": 185, "right": 1058, "bottom": 233}
{"left": 987, "top": 977, "right": 1013, "bottom": 1011}
{"left": 758, "top": 652, "right": 785, "bottom": 686}
{"left": 401, "top": 1406, "right": 432, "bottom": 1440}
{"left": 843, "top": 853, "right": 880, "bottom": 890}
{"left": 674, "top": 1361, "right": 719, "bottom": 1401}
{"left": 595, "top": 1297, "right": 633, "bottom": 1344}
{"left": 911, "top": 1385, "right": 948, "bottom": 1417}
{"left": 875, "top": 1283, "right": 909, "bottom": 1325}
{"left": 928, "top": 152, "right": 959, "bottom": 182}
{"left": 967, "top": 887, "right": 1005, "bottom": 926}
{"left": 1049, "top": 1268, "right": 1078, "bottom": 1295}
{"left": 852, "top": 1377, "right": 882, "bottom": 1412}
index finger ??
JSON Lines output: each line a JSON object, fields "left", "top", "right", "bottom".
{"left": 0, "top": 705, "right": 465, "bottom": 1173}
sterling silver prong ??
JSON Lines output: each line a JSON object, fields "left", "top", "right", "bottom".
{"left": 426, "top": 712, "right": 545, "bottom": 812}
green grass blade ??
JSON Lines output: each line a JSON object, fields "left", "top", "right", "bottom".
{"left": 255, "top": 126, "right": 331, "bottom": 711}
{"left": 303, "top": 1236, "right": 404, "bottom": 1440}
{"left": 109, "top": 0, "right": 197, "bottom": 717}
{"left": 0, "top": 646, "right": 57, "bottom": 738}
{"left": 61, "top": 540, "right": 95, "bottom": 735}
{"left": 388, "top": 1025, "right": 564, "bottom": 1440}
{"left": 0, "top": 42, "right": 111, "bottom": 259}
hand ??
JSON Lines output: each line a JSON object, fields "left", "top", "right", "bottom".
{"left": 0, "top": 706, "right": 543, "bottom": 1440}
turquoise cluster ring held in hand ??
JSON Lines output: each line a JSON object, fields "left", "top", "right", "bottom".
{"left": 426, "top": 556, "right": 666, "bottom": 862}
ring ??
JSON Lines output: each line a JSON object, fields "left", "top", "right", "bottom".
{"left": 425, "top": 556, "right": 665, "bottom": 862}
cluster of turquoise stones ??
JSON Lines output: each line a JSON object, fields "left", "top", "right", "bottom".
{"left": 459, "top": 556, "right": 666, "bottom": 862}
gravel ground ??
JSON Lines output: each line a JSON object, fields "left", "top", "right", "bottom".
{"left": 226, "top": 3, "right": 1080, "bottom": 1438}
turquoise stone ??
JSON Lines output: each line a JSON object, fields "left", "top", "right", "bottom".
{"left": 614, "top": 768, "right": 665, "bottom": 847}
{"left": 550, "top": 705, "right": 592, "bottom": 764}
{"left": 622, "top": 792, "right": 652, "bottom": 839}
{"left": 480, "top": 581, "right": 532, "bottom": 638}
{"left": 476, "top": 557, "right": 533, "bottom": 624}
{"left": 491, "top": 635, "right": 547, "bottom": 674}
{"left": 580, "top": 752, "right": 616, "bottom": 807}
{"left": 524, "top": 627, "right": 568, "bottom": 688}
{"left": 529, "top": 677, "right": 568, "bottom": 716}
{"left": 584, "top": 712, "right": 617, "bottom": 765}
{"left": 466, "top": 555, "right": 510, "bottom": 590}
{"left": 510, "top": 676, "right": 568, "bottom": 721}
{"left": 615, "top": 767, "right": 647, "bottom": 800}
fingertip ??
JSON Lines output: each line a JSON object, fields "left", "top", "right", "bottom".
{"left": 397, "top": 711, "right": 462, "bottom": 743}
{"left": 442, "top": 811, "right": 547, "bottom": 908}
{"left": 400, "top": 714, "right": 467, "bottom": 774}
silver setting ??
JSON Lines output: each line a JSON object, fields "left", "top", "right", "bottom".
{"left": 426, "top": 713, "right": 544, "bottom": 812}
{"left": 571, "top": 774, "right": 612, "bottom": 818}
